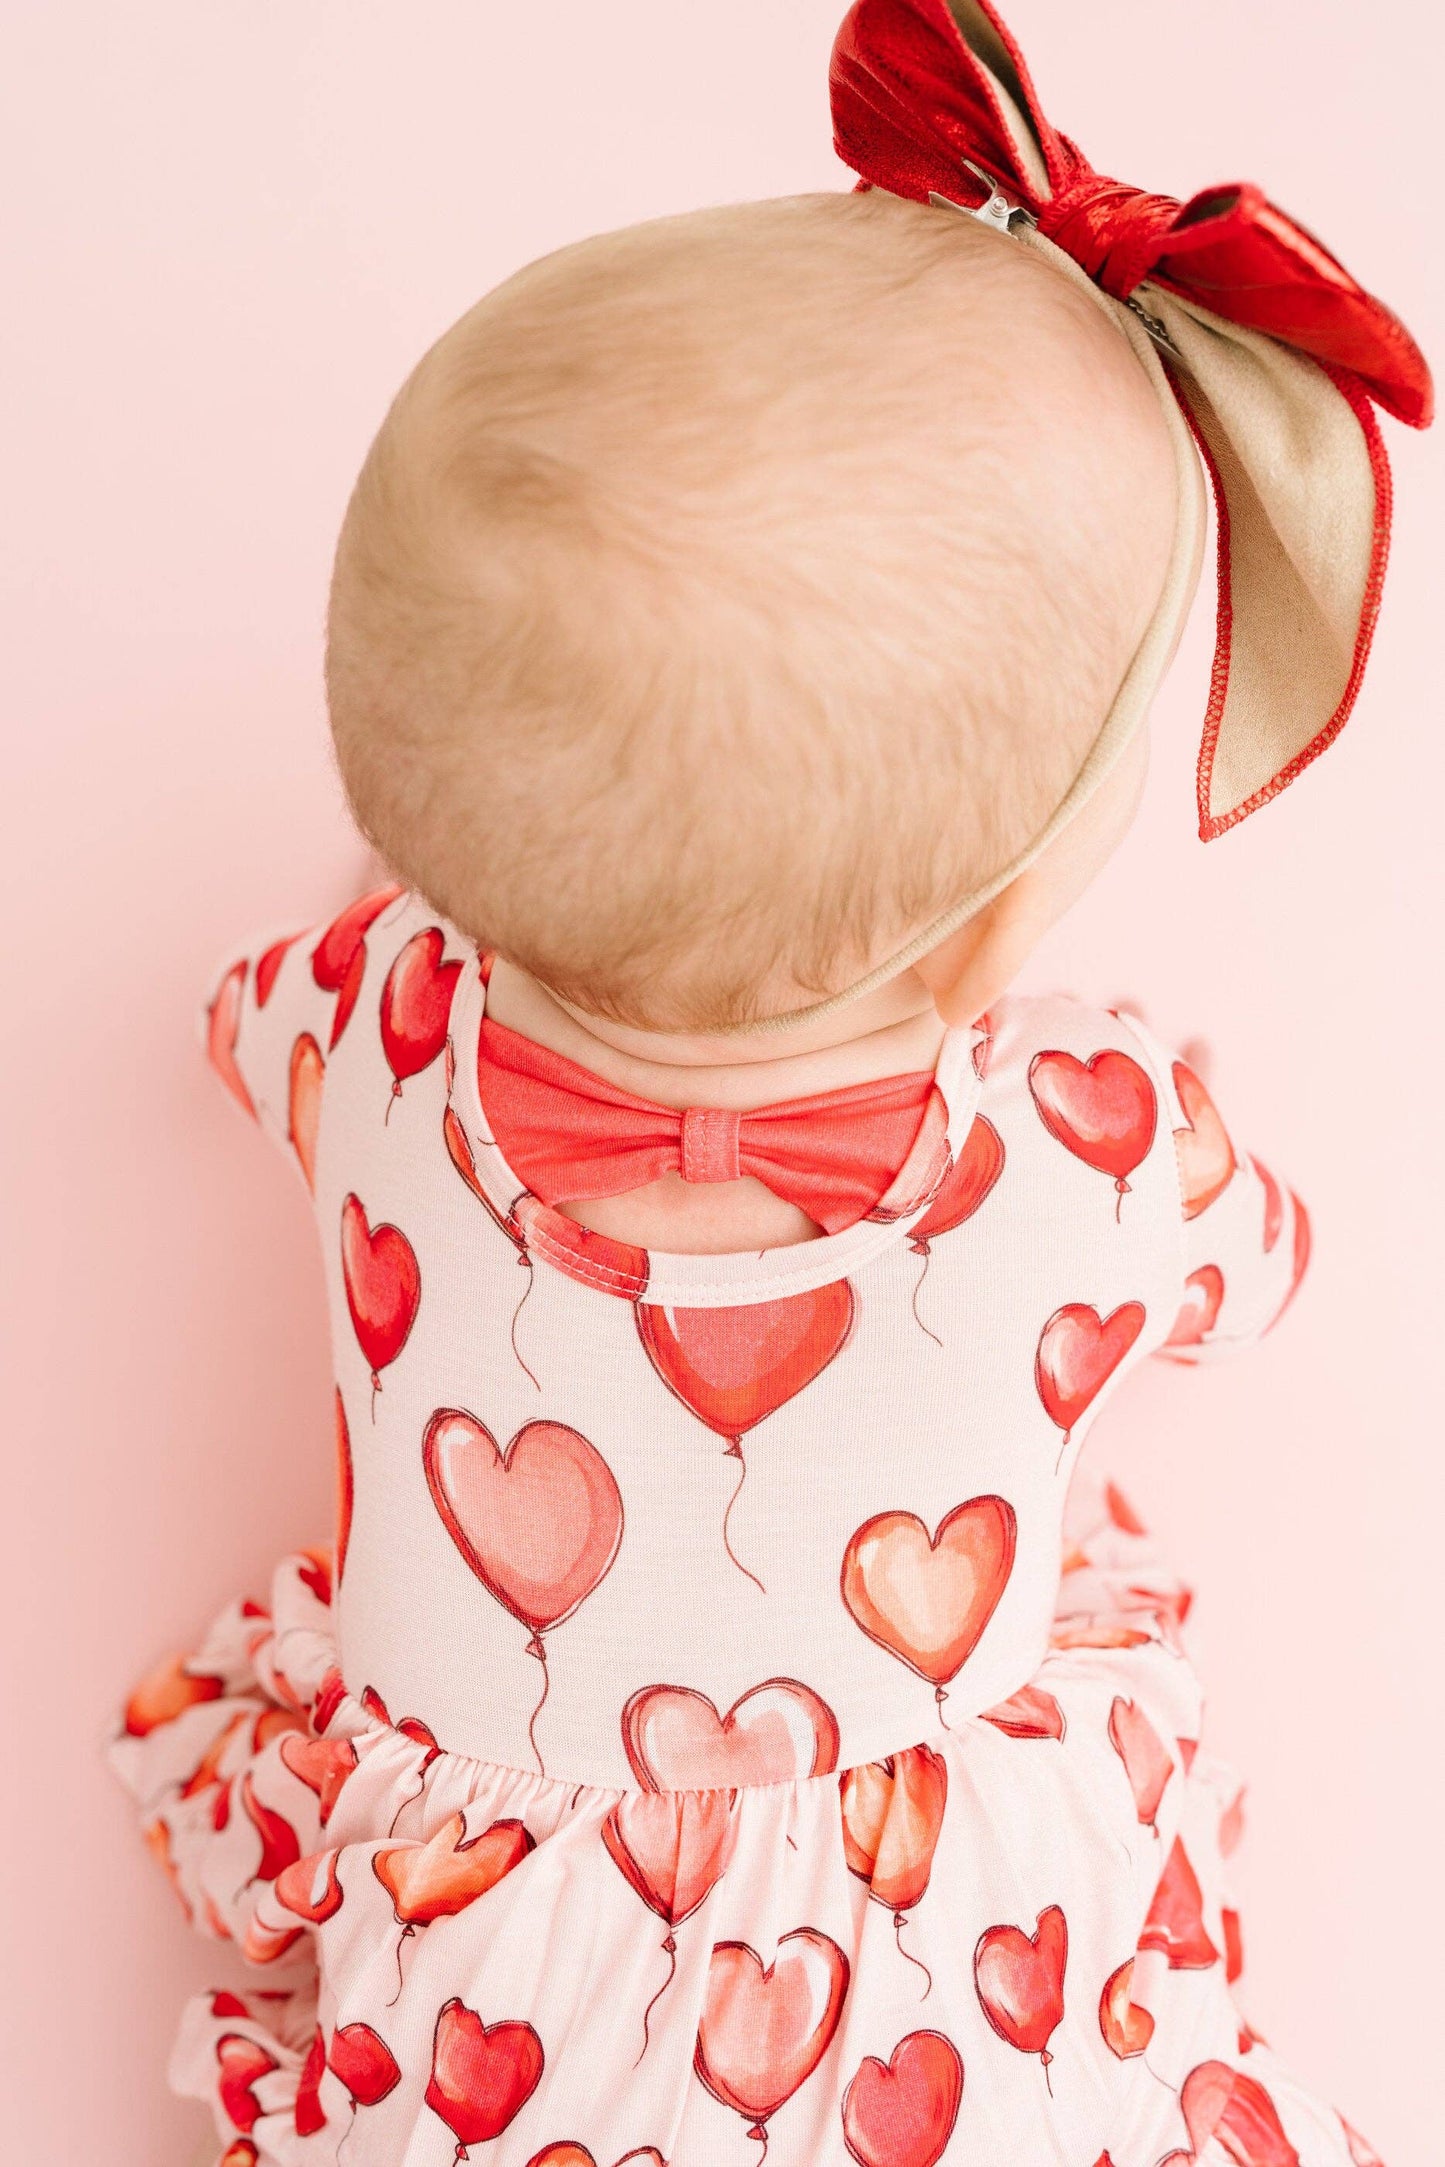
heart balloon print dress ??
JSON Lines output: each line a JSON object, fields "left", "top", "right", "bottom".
{"left": 110, "top": 889, "right": 1376, "bottom": 2167}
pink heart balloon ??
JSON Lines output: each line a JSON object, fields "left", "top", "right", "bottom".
{"left": 288, "top": 1032, "right": 324, "bottom": 1192}
{"left": 254, "top": 930, "right": 303, "bottom": 1008}
{"left": 621, "top": 1678, "right": 840, "bottom": 1789}
{"left": 694, "top": 1929, "right": 849, "bottom": 2127}
{"left": 340, "top": 1194, "right": 421, "bottom": 1384}
{"left": 601, "top": 1788, "right": 737, "bottom": 1928}
{"left": 1098, "top": 1959, "right": 1155, "bottom": 2061}
{"left": 422, "top": 1414, "right": 623, "bottom": 1635}
{"left": 206, "top": 960, "right": 255, "bottom": 1119}
{"left": 973, "top": 1905, "right": 1067, "bottom": 2065}
{"left": 1108, "top": 1697, "right": 1174, "bottom": 1828}
{"left": 1035, "top": 1302, "right": 1146, "bottom": 1436}
{"left": 1164, "top": 1266, "right": 1225, "bottom": 1350}
{"left": 980, "top": 1683, "right": 1065, "bottom": 1741}
{"left": 1173, "top": 1063, "right": 1236, "bottom": 1220}
{"left": 840, "top": 1495, "right": 1016, "bottom": 1689}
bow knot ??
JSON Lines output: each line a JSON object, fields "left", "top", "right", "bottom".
{"left": 1035, "top": 172, "right": 1179, "bottom": 303}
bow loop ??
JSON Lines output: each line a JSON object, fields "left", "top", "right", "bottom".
{"left": 829, "top": 0, "right": 1432, "bottom": 844}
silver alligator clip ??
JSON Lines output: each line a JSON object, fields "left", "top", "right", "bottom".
{"left": 929, "top": 160, "right": 1037, "bottom": 235}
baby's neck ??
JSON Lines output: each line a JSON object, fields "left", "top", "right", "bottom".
{"left": 482, "top": 958, "right": 951, "bottom": 1255}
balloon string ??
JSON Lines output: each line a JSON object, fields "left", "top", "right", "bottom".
{"left": 635, "top": 1932, "right": 678, "bottom": 2066}
{"left": 336, "top": 2103, "right": 359, "bottom": 2163}
{"left": 1115, "top": 1177, "right": 1129, "bottom": 1224}
{"left": 371, "top": 1373, "right": 381, "bottom": 1423}
{"left": 747, "top": 2125, "right": 770, "bottom": 2163}
{"left": 1041, "top": 2048, "right": 1054, "bottom": 2098}
{"left": 934, "top": 1684, "right": 953, "bottom": 1733}
{"left": 387, "top": 1763, "right": 427, "bottom": 1838}
{"left": 510, "top": 1260, "right": 540, "bottom": 1391}
{"left": 385, "top": 1922, "right": 414, "bottom": 2008}
{"left": 525, "top": 1636, "right": 550, "bottom": 1775}
{"left": 721, "top": 1442, "right": 766, "bottom": 1594}
{"left": 385, "top": 1081, "right": 401, "bottom": 1126}
{"left": 909, "top": 1247, "right": 943, "bottom": 1347}
{"left": 894, "top": 1911, "right": 933, "bottom": 1998}
{"left": 1055, "top": 1425, "right": 1073, "bottom": 1476}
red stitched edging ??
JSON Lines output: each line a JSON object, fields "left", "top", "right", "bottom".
{"left": 1185, "top": 362, "right": 1393, "bottom": 841}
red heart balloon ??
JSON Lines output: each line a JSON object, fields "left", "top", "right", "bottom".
{"left": 1108, "top": 1697, "right": 1173, "bottom": 1828}
{"left": 601, "top": 1788, "right": 737, "bottom": 1928}
{"left": 973, "top": 1905, "right": 1067, "bottom": 2065}
{"left": 621, "top": 1678, "right": 840, "bottom": 1789}
{"left": 425, "top": 1997, "right": 544, "bottom": 2152}
{"left": 219, "top": 2144, "right": 259, "bottom": 2167}
{"left": 375, "top": 1812, "right": 533, "bottom": 1927}
{"left": 422, "top": 1414, "right": 624, "bottom": 1635}
{"left": 288, "top": 1032, "right": 324, "bottom": 1192}
{"left": 381, "top": 927, "right": 462, "bottom": 1099}
{"left": 1140, "top": 1837, "right": 1220, "bottom": 1970}
{"left": 206, "top": 960, "right": 256, "bottom": 1119}
{"left": 279, "top": 1734, "right": 356, "bottom": 1826}
{"left": 239, "top": 1770, "right": 300, "bottom": 1883}
{"left": 636, "top": 1282, "right": 855, "bottom": 1441}
{"left": 295, "top": 2026, "right": 327, "bottom": 2137}
{"left": 1029, "top": 1050, "right": 1157, "bottom": 1196}
{"left": 694, "top": 1930, "right": 849, "bottom": 2126}
{"left": 340, "top": 1194, "right": 421, "bottom": 1384}
{"left": 839, "top": 1746, "right": 948, "bottom": 1914}
{"left": 215, "top": 2033, "right": 278, "bottom": 2134}
{"left": 1178, "top": 2059, "right": 1301, "bottom": 2167}
{"left": 841, "top": 2028, "right": 964, "bottom": 2167}
{"left": 333, "top": 1389, "right": 354, "bottom": 1585}
{"left": 311, "top": 886, "right": 403, "bottom": 1049}
{"left": 329, "top": 2021, "right": 401, "bottom": 2107}
{"left": 512, "top": 1193, "right": 651, "bottom": 1300}
{"left": 1099, "top": 1958, "right": 1154, "bottom": 2060}
{"left": 273, "top": 1847, "right": 344, "bottom": 1925}
{"left": 980, "top": 1683, "right": 1065, "bottom": 1741}
{"left": 841, "top": 1495, "right": 1016, "bottom": 1688}
{"left": 908, "top": 1115, "right": 1005, "bottom": 1250}
{"left": 123, "top": 1651, "right": 225, "bottom": 1737}
{"left": 1035, "top": 1302, "right": 1146, "bottom": 1436}
{"left": 254, "top": 931, "right": 304, "bottom": 1008}
{"left": 1173, "top": 1063, "right": 1236, "bottom": 1220}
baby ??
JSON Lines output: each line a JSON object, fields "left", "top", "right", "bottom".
{"left": 112, "top": 4, "right": 1428, "bottom": 2165}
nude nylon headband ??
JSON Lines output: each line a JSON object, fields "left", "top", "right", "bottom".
{"left": 734, "top": 220, "right": 1208, "bottom": 1037}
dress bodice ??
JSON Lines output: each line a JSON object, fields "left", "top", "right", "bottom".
{"left": 205, "top": 888, "right": 1303, "bottom": 1790}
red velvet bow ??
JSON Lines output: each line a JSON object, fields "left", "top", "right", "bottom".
{"left": 831, "top": 0, "right": 1430, "bottom": 424}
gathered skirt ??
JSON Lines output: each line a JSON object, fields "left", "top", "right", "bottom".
{"left": 108, "top": 1464, "right": 1379, "bottom": 2167}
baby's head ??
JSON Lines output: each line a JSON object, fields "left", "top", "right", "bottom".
{"left": 326, "top": 190, "right": 1177, "bottom": 1032}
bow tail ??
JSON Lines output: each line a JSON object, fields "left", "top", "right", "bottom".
{"left": 1143, "top": 285, "right": 1393, "bottom": 839}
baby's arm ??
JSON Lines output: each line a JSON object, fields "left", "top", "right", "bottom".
{"left": 1118, "top": 1016, "right": 1310, "bottom": 1361}
{"left": 199, "top": 883, "right": 403, "bottom": 1182}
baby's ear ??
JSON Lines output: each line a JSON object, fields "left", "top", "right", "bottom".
{"left": 914, "top": 881, "right": 1038, "bottom": 1028}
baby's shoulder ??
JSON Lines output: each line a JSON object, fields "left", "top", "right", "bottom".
{"left": 981, "top": 988, "right": 1177, "bottom": 1103}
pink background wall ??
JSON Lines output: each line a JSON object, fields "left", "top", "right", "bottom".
{"left": 4, "top": 2, "right": 1440, "bottom": 2159}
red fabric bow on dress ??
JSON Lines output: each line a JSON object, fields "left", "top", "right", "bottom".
{"left": 478, "top": 1014, "right": 936, "bottom": 1232}
{"left": 830, "top": 0, "right": 1433, "bottom": 840}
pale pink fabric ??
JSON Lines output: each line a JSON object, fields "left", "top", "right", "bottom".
{"left": 108, "top": 889, "right": 1369, "bottom": 2167}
